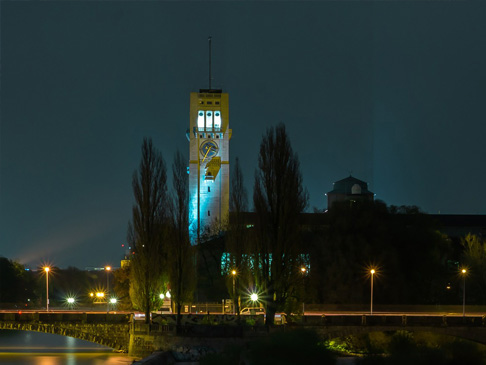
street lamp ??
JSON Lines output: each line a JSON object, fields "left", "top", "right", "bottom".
{"left": 461, "top": 268, "right": 467, "bottom": 317}
{"left": 301, "top": 267, "right": 307, "bottom": 315}
{"left": 231, "top": 270, "right": 237, "bottom": 314}
{"left": 66, "top": 297, "right": 76, "bottom": 309}
{"left": 44, "top": 267, "right": 50, "bottom": 311}
{"left": 370, "top": 269, "right": 376, "bottom": 315}
{"left": 105, "top": 266, "right": 111, "bottom": 313}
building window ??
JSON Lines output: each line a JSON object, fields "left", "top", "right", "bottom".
{"left": 208, "top": 187, "right": 211, "bottom": 192}
{"left": 208, "top": 210, "right": 211, "bottom": 216}
{"left": 351, "top": 184, "right": 362, "bottom": 195}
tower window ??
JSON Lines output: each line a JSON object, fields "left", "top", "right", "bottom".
{"left": 215, "top": 101, "right": 220, "bottom": 105}
{"left": 214, "top": 111, "right": 221, "bottom": 130}
{"left": 197, "top": 110, "right": 205, "bottom": 130}
{"left": 206, "top": 111, "right": 213, "bottom": 130}
{"left": 208, "top": 187, "right": 211, "bottom": 192}
{"left": 208, "top": 211, "right": 211, "bottom": 216}
{"left": 207, "top": 101, "right": 212, "bottom": 105}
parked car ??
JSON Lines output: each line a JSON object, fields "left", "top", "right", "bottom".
{"left": 240, "top": 307, "right": 265, "bottom": 315}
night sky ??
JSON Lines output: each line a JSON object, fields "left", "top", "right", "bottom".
{"left": 1, "top": 2, "right": 485, "bottom": 269}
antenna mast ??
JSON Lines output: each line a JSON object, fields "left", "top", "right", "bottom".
{"left": 208, "top": 36, "right": 212, "bottom": 89}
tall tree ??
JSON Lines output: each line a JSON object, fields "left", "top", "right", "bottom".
{"left": 252, "top": 123, "right": 308, "bottom": 325}
{"left": 225, "top": 157, "right": 250, "bottom": 316}
{"left": 168, "top": 150, "right": 195, "bottom": 326}
{"left": 461, "top": 233, "right": 486, "bottom": 303}
{"left": 128, "top": 138, "right": 168, "bottom": 323}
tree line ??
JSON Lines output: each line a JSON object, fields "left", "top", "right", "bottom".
{"left": 2, "top": 124, "right": 486, "bottom": 326}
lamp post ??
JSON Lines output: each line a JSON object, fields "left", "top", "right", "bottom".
{"left": 44, "top": 267, "right": 50, "bottom": 311}
{"left": 105, "top": 266, "right": 111, "bottom": 313}
{"left": 231, "top": 270, "right": 237, "bottom": 314}
{"left": 301, "top": 267, "right": 307, "bottom": 315}
{"left": 370, "top": 269, "right": 375, "bottom": 315}
{"left": 461, "top": 268, "right": 467, "bottom": 317}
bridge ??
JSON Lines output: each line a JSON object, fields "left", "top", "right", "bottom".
{"left": 2, "top": 312, "right": 486, "bottom": 357}
{"left": 0, "top": 312, "right": 130, "bottom": 352}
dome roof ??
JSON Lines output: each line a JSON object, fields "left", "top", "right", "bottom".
{"left": 327, "top": 175, "right": 373, "bottom": 196}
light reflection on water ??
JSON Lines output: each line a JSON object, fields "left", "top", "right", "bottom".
{"left": 0, "top": 330, "right": 136, "bottom": 365}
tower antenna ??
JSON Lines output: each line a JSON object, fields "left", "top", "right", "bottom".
{"left": 208, "top": 36, "right": 212, "bottom": 89}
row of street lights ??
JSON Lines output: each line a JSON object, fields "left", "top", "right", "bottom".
{"left": 41, "top": 264, "right": 469, "bottom": 315}
{"left": 228, "top": 266, "right": 470, "bottom": 317}
{"left": 43, "top": 265, "right": 115, "bottom": 311}
{"left": 369, "top": 267, "right": 469, "bottom": 317}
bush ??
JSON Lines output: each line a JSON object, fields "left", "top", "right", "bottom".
{"left": 245, "top": 329, "right": 335, "bottom": 365}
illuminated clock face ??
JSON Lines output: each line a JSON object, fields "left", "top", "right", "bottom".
{"left": 200, "top": 140, "right": 219, "bottom": 159}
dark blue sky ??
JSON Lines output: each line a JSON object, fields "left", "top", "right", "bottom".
{"left": 1, "top": 2, "right": 485, "bottom": 268}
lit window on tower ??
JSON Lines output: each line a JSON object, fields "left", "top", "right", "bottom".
{"left": 214, "top": 111, "right": 221, "bottom": 130}
{"left": 206, "top": 111, "right": 213, "bottom": 130}
{"left": 197, "top": 111, "right": 205, "bottom": 131}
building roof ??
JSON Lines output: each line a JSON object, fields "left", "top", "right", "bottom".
{"left": 327, "top": 175, "right": 374, "bottom": 196}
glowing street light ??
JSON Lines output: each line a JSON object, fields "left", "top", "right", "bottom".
{"left": 231, "top": 269, "right": 237, "bottom": 314}
{"left": 461, "top": 268, "right": 467, "bottom": 317}
{"left": 110, "top": 298, "right": 117, "bottom": 304}
{"left": 159, "top": 293, "right": 165, "bottom": 300}
{"left": 66, "top": 297, "right": 76, "bottom": 309}
{"left": 370, "top": 269, "right": 376, "bottom": 315}
{"left": 44, "top": 267, "right": 50, "bottom": 311}
{"left": 105, "top": 266, "right": 111, "bottom": 313}
{"left": 250, "top": 293, "right": 258, "bottom": 302}
{"left": 301, "top": 267, "right": 307, "bottom": 315}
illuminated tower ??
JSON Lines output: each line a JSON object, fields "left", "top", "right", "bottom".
{"left": 188, "top": 89, "right": 231, "bottom": 243}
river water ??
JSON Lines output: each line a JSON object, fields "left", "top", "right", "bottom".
{"left": 0, "top": 330, "right": 136, "bottom": 364}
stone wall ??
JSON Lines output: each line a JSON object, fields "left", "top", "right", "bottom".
{"left": 0, "top": 312, "right": 130, "bottom": 351}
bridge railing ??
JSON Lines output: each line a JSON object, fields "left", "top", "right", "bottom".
{"left": 0, "top": 312, "right": 130, "bottom": 323}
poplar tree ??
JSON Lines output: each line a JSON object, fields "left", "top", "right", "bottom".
{"left": 167, "top": 150, "right": 195, "bottom": 327}
{"left": 253, "top": 123, "right": 308, "bottom": 325}
{"left": 128, "top": 138, "right": 168, "bottom": 323}
{"left": 225, "top": 157, "right": 250, "bottom": 316}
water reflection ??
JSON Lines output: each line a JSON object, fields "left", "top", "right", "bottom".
{"left": 0, "top": 330, "right": 135, "bottom": 364}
